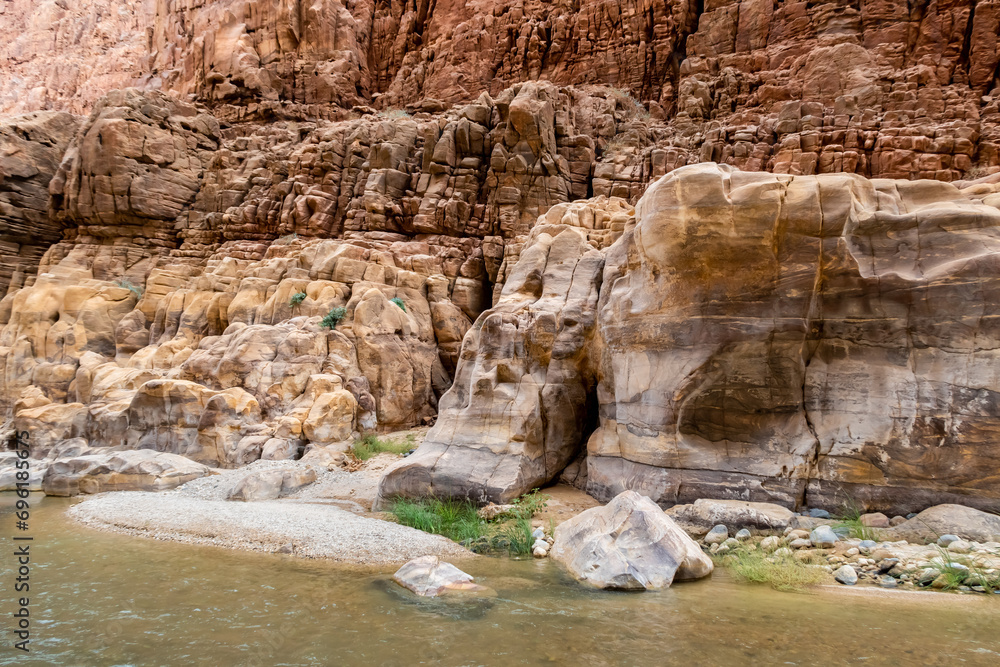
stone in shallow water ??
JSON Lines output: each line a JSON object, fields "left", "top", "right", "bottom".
{"left": 393, "top": 556, "right": 484, "bottom": 597}
{"left": 550, "top": 490, "right": 713, "bottom": 591}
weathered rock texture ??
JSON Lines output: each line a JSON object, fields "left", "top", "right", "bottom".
{"left": 3, "top": 2, "right": 1000, "bottom": 513}
{"left": 382, "top": 163, "right": 1000, "bottom": 514}
{"left": 550, "top": 490, "right": 714, "bottom": 590}
{"left": 42, "top": 449, "right": 212, "bottom": 496}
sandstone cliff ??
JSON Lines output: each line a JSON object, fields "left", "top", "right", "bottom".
{"left": 3, "top": 0, "right": 1000, "bottom": 513}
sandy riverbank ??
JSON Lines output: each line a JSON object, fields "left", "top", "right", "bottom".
{"left": 69, "top": 490, "right": 473, "bottom": 566}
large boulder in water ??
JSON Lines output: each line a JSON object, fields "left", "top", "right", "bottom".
{"left": 550, "top": 490, "right": 713, "bottom": 590}
{"left": 887, "top": 504, "right": 1000, "bottom": 544}
{"left": 42, "top": 450, "right": 212, "bottom": 496}
{"left": 392, "top": 556, "right": 484, "bottom": 597}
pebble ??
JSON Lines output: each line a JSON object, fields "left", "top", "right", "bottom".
{"left": 704, "top": 525, "right": 729, "bottom": 545}
{"left": 845, "top": 547, "right": 860, "bottom": 557}
{"left": 937, "top": 534, "right": 960, "bottom": 547}
{"left": 947, "top": 539, "right": 971, "bottom": 554}
{"left": 808, "top": 509, "right": 831, "bottom": 519}
{"left": 834, "top": 565, "right": 858, "bottom": 585}
{"left": 810, "top": 525, "right": 839, "bottom": 549}
{"left": 878, "top": 575, "right": 898, "bottom": 589}
{"left": 878, "top": 558, "right": 900, "bottom": 574}
{"left": 735, "top": 528, "right": 752, "bottom": 541}
{"left": 531, "top": 527, "right": 545, "bottom": 540}
{"left": 789, "top": 538, "right": 811, "bottom": 549}
{"left": 918, "top": 568, "right": 940, "bottom": 585}
{"left": 532, "top": 546, "right": 548, "bottom": 558}
{"left": 721, "top": 537, "right": 740, "bottom": 550}
{"left": 774, "top": 547, "right": 793, "bottom": 558}
{"left": 859, "top": 539, "right": 878, "bottom": 552}
{"left": 759, "top": 536, "right": 780, "bottom": 552}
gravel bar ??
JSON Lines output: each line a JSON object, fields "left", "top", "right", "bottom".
{"left": 69, "top": 491, "right": 473, "bottom": 566}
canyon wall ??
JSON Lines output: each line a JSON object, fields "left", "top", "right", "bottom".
{"left": 2, "top": 0, "right": 1000, "bottom": 512}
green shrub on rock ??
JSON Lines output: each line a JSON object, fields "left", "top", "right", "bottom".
{"left": 289, "top": 291, "right": 307, "bottom": 307}
{"left": 390, "top": 297, "right": 406, "bottom": 312}
{"left": 321, "top": 307, "right": 347, "bottom": 329}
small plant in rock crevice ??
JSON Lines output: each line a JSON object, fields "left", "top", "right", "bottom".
{"left": 608, "top": 87, "right": 650, "bottom": 121}
{"left": 320, "top": 306, "right": 347, "bottom": 329}
{"left": 275, "top": 233, "right": 298, "bottom": 245}
{"left": 289, "top": 291, "right": 307, "bottom": 307}
{"left": 390, "top": 297, "right": 406, "bottom": 312}
{"left": 351, "top": 433, "right": 413, "bottom": 461}
{"left": 114, "top": 278, "right": 143, "bottom": 298}
{"left": 378, "top": 108, "right": 412, "bottom": 120}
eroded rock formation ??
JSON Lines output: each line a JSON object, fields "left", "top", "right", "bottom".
{"left": 3, "top": 1, "right": 1000, "bottom": 514}
{"left": 382, "top": 163, "right": 1000, "bottom": 514}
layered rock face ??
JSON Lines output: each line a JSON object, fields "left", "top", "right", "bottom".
{"left": 382, "top": 163, "right": 1000, "bottom": 514}
{"left": 3, "top": 1, "right": 1000, "bottom": 514}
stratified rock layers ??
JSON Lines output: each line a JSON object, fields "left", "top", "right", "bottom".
{"left": 590, "top": 164, "right": 1000, "bottom": 513}
{"left": 382, "top": 164, "right": 1000, "bottom": 514}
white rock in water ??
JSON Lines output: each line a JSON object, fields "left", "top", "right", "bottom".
{"left": 550, "top": 490, "right": 713, "bottom": 590}
{"left": 393, "top": 556, "right": 482, "bottom": 597}
{"left": 533, "top": 546, "right": 548, "bottom": 558}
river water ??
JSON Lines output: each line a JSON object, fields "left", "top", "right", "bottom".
{"left": 1, "top": 495, "right": 999, "bottom": 666}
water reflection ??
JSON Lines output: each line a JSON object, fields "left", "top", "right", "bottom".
{"left": 1, "top": 495, "right": 998, "bottom": 666}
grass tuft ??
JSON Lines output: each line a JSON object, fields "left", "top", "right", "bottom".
{"left": 351, "top": 433, "right": 413, "bottom": 461}
{"left": 389, "top": 497, "right": 484, "bottom": 543}
{"left": 832, "top": 497, "right": 883, "bottom": 541}
{"left": 289, "top": 291, "right": 307, "bottom": 307}
{"left": 388, "top": 490, "right": 550, "bottom": 557}
{"left": 715, "top": 545, "right": 827, "bottom": 592}
{"left": 320, "top": 306, "right": 347, "bottom": 329}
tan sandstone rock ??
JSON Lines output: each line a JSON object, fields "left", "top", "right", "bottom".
{"left": 42, "top": 450, "right": 212, "bottom": 496}
{"left": 550, "top": 490, "right": 714, "bottom": 590}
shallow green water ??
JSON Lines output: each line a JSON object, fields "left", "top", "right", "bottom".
{"left": 1, "top": 495, "right": 1000, "bottom": 666}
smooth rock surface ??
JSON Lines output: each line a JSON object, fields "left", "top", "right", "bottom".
{"left": 42, "top": 450, "right": 212, "bottom": 496}
{"left": 392, "top": 556, "right": 481, "bottom": 597}
{"left": 890, "top": 505, "right": 1000, "bottom": 544}
{"left": 550, "top": 491, "right": 713, "bottom": 590}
